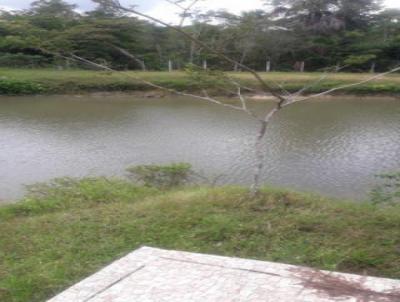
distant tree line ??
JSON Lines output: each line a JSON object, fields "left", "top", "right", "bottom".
{"left": 0, "top": 0, "right": 399, "bottom": 72}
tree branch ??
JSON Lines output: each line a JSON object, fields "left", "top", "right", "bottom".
{"left": 66, "top": 53, "right": 260, "bottom": 117}
{"left": 112, "top": 46, "right": 146, "bottom": 71}
{"left": 286, "top": 65, "right": 400, "bottom": 106}
{"left": 164, "top": 0, "right": 201, "bottom": 27}
{"left": 106, "top": 0, "right": 288, "bottom": 103}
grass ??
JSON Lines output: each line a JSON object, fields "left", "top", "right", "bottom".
{"left": 1, "top": 177, "right": 400, "bottom": 302}
{"left": 2, "top": 68, "right": 400, "bottom": 95}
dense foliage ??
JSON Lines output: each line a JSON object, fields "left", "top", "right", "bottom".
{"left": 0, "top": 0, "right": 399, "bottom": 71}
{"left": 0, "top": 77, "right": 43, "bottom": 94}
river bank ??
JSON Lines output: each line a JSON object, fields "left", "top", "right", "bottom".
{"left": 3, "top": 90, "right": 400, "bottom": 102}
{"left": 2, "top": 69, "right": 400, "bottom": 96}
{"left": 1, "top": 178, "right": 400, "bottom": 302}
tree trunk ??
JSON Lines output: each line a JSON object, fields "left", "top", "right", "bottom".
{"left": 250, "top": 106, "right": 281, "bottom": 195}
{"left": 238, "top": 50, "right": 248, "bottom": 72}
{"left": 250, "top": 120, "right": 268, "bottom": 195}
{"left": 155, "top": 44, "right": 163, "bottom": 68}
{"left": 300, "top": 61, "right": 305, "bottom": 72}
{"left": 189, "top": 41, "right": 195, "bottom": 64}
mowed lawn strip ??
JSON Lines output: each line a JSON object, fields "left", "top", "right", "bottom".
{"left": 2, "top": 69, "right": 400, "bottom": 95}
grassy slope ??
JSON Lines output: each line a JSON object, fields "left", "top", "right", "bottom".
{"left": 2, "top": 69, "right": 400, "bottom": 95}
{"left": 1, "top": 178, "right": 400, "bottom": 302}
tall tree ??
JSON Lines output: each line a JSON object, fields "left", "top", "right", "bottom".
{"left": 267, "top": 0, "right": 382, "bottom": 32}
{"left": 27, "top": 0, "right": 79, "bottom": 30}
{"left": 29, "top": 0, "right": 77, "bottom": 17}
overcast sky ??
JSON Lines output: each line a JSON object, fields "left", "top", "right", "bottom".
{"left": 1, "top": 0, "right": 400, "bottom": 23}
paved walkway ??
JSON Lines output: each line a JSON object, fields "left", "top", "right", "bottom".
{"left": 48, "top": 247, "right": 400, "bottom": 302}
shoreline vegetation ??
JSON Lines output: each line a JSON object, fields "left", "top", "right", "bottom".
{"left": 2, "top": 69, "right": 400, "bottom": 96}
{"left": 1, "top": 177, "right": 400, "bottom": 302}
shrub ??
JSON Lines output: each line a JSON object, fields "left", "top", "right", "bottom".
{"left": 344, "top": 54, "right": 377, "bottom": 66}
{"left": 370, "top": 172, "right": 400, "bottom": 204}
{"left": 127, "top": 163, "right": 193, "bottom": 189}
{"left": 0, "top": 77, "right": 44, "bottom": 94}
{"left": 2, "top": 177, "right": 155, "bottom": 216}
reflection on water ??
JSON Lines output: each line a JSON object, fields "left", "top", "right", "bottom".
{"left": 0, "top": 94, "right": 399, "bottom": 203}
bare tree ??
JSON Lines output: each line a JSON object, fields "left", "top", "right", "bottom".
{"left": 64, "top": 0, "right": 400, "bottom": 194}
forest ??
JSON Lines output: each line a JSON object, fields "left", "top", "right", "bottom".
{"left": 1, "top": 0, "right": 400, "bottom": 72}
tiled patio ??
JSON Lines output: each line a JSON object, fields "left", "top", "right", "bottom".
{"left": 48, "top": 246, "right": 400, "bottom": 302}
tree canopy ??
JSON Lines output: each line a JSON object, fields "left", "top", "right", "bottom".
{"left": 0, "top": 0, "right": 399, "bottom": 71}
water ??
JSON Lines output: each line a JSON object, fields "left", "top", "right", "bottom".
{"left": 0, "top": 94, "right": 399, "bottom": 203}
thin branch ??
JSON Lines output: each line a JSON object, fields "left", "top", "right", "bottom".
{"left": 290, "top": 65, "right": 348, "bottom": 99}
{"left": 164, "top": 0, "right": 200, "bottom": 27}
{"left": 112, "top": 45, "right": 146, "bottom": 71}
{"left": 226, "top": 75, "right": 257, "bottom": 93}
{"left": 291, "top": 72, "right": 330, "bottom": 99}
{"left": 236, "top": 87, "right": 261, "bottom": 120}
{"left": 65, "top": 53, "right": 260, "bottom": 117}
{"left": 109, "top": 0, "right": 287, "bottom": 103}
{"left": 164, "top": 0, "right": 186, "bottom": 10}
{"left": 286, "top": 65, "right": 400, "bottom": 106}
{"left": 227, "top": 77, "right": 259, "bottom": 119}
{"left": 275, "top": 81, "right": 292, "bottom": 97}
{"left": 169, "top": 0, "right": 201, "bottom": 27}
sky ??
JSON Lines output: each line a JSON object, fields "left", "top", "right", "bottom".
{"left": 1, "top": 0, "right": 400, "bottom": 23}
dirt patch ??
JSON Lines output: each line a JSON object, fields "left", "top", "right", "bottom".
{"left": 291, "top": 268, "right": 400, "bottom": 301}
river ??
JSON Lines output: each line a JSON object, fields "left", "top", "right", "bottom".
{"left": 0, "top": 94, "right": 399, "bottom": 203}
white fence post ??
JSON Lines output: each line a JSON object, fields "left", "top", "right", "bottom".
{"left": 266, "top": 60, "right": 271, "bottom": 72}
{"left": 203, "top": 59, "right": 207, "bottom": 70}
{"left": 168, "top": 60, "right": 173, "bottom": 72}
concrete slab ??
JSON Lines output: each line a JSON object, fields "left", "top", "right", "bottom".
{"left": 48, "top": 247, "right": 400, "bottom": 302}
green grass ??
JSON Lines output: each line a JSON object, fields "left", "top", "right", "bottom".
{"left": 1, "top": 177, "right": 400, "bottom": 302}
{"left": 1, "top": 68, "right": 400, "bottom": 95}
